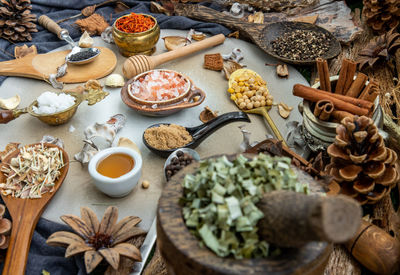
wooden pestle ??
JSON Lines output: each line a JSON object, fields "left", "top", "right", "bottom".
{"left": 345, "top": 220, "right": 400, "bottom": 275}
{"left": 257, "top": 191, "right": 362, "bottom": 247}
{"left": 123, "top": 34, "right": 226, "bottom": 79}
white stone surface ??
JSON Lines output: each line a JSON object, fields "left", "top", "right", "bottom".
{"left": 0, "top": 30, "right": 308, "bottom": 231}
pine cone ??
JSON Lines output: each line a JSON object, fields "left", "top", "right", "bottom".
{"left": 0, "top": 204, "right": 11, "bottom": 252}
{"left": 0, "top": 0, "right": 37, "bottom": 42}
{"left": 362, "top": 0, "right": 400, "bottom": 33}
{"left": 326, "top": 116, "right": 399, "bottom": 205}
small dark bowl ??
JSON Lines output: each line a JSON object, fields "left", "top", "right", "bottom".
{"left": 262, "top": 21, "right": 341, "bottom": 66}
{"left": 142, "top": 112, "right": 251, "bottom": 157}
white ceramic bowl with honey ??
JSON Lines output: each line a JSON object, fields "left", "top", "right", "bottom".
{"left": 88, "top": 147, "right": 142, "bottom": 197}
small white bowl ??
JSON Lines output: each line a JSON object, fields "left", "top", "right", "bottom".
{"left": 88, "top": 147, "right": 142, "bottom": 197}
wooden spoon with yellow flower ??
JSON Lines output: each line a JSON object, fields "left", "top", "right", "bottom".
{"left": 47, "top": 206, "right": 146, "bottom": 273}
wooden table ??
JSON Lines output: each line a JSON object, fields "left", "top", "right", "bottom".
{"left": 0, "top": 30, "right": 308, "bottom": 231}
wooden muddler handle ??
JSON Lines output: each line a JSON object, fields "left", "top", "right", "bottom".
{"left": 151, "top": 34, "right": 226, "bottom": 66}
{"left": 257, "top": 191, "right": 362, "bottom": 247}
{"left": 38, "top": 15, "right": 65, "bottom": 39}
{"left": 345, "top": 220, "right": 400, "bottom": 275}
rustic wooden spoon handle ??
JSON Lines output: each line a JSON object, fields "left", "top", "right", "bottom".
{"left": 38, "top": 15, "right": 66, "bottom": 39}
{"left": 2, "top": 212, "right": 37, "bottom": 275}
{"left": 151, "top": 34, "right": 226, "bottom": 67}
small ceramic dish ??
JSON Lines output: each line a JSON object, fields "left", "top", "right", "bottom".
{"left": 142, "top": 111, "right": 251, "bottom": 157}
{"left": 88, "top": 147, "right": 142, "bottom": 197}
{"left": 163, "top": 148, "right": 200, "bottom": 181}
{"left": 121, "top": 70, "right": 206, "bottom": 117}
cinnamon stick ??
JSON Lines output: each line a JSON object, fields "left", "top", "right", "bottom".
{"left": 332, "top": 110, "right": 354, "bottom": 123}
{"left": 359, "top": 80, "right": 379, "bottom": 103}
{"left": 293, "top": 84, "right": 370, "bottom": 116}
{"left": 335, "top": 59, "right": 357, "bottom": 94}
{"left": 316, "top": 58, "right": 331, "bottom": 92}
{"left": 314, "top": 99, "right": 333, "bottom": 121}
{"left": 346, "top": 72, "right": 368, "bottom": 98}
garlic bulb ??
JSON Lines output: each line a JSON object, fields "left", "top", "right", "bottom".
{"left": 105, "top": 74, "right": 125, "bottom": 88}
{"left": 79, "top": 31, "right": 94, "bottom": 48}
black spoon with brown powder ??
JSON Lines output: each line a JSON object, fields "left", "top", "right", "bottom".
{"left": 142, "top": 111, "right": 250, "bottom": 157}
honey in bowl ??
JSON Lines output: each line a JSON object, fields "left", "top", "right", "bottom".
{"left": 96, "top": 153, "right": 134, "bottom": 179}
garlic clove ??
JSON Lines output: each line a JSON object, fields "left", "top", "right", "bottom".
{"left": 162, "top": 36, "right": 187, "bottom": 51}
{"left": 79, "top": 31, "right": 94, "bottom": 48}
{"left": 0, "top": 95, "right": 20, "bottom": 110}
{"left": 105, "top": 74, "right": 125, "bottom": 88}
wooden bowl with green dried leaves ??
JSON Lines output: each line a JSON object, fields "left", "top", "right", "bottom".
{"left": 157, "top": 153, "right": 337, "bottom": 275}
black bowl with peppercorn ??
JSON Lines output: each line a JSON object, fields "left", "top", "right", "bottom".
{"left": 164, "top": 148, "right": 200, "bottom": 182}
{"left": 265, "top": 22, "right": 341, "bottom": 65}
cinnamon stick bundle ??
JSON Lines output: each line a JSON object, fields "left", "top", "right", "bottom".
{"left": 346, "top": 72, "right": 368, "bottom": 98}
{"left": 293, "top": 84, "right": 371, "bottom": 116}
{"left": 316, "top": 58, "right": 331, "bottom": 92}
{"left": 335, "top": 59, "right": 357, "bottom": 94}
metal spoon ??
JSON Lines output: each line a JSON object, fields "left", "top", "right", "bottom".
{"left": 38, "top": 15, "right": 100, "bottom": 65}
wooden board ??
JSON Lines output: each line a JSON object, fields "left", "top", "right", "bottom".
{"left": 0, "top": 47, "right": 116, "bottom": 83}
{"left": 157, "top": 158, "right": 332, "bottom": 275}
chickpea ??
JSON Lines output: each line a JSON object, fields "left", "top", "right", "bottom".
{"left": 242, "top": 95, "right": 248, "bottom": 100}
{"left": 250, "top": 96, "right": 256, "bottom": 101}
{"left": 239, "top": 102, "right": 246, "bottom": 109}
{"left": 237, "top": 98, "right": 244, "bottom": 104}
{"left": 254, "top": 101, "right": 261, "bottom": 108}
{"left": 235, "top": 87, "right": 241, "bottom": 93}
{"left": 261, "top": 100, "right": 266, "bottom": 106}
{"left": 246, "top": 102, "right": 253, "bottom": 109}
{"left": 248, "top": 78, "right": 255, "bottom": 84}
{"left": 245, "top": 99, "right": 250, "bottom": 104}
{"left": 267, "top": 95, "right": 274, "bottom": 101}
{"left": 266, "top": 99, "right": 273, "bottom": 106}
{"left": 243, "top": 86, "right": 249, "bottom": 92}
{"left": 263, "top": 92, "right": 269, "bottom": 97}
{"left": 248, "top": 90, "right": 255, "bottom": 97}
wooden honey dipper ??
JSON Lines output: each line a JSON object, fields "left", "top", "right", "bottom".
{"left": 123, "top": 34, "right": 225, "bottom": 79}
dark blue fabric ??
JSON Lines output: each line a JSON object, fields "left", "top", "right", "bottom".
{"left": 0, "top": 0, "right": 230, "bottom": 85}
{"left": 0, "top": 1, "right": 229, "bottom": 274}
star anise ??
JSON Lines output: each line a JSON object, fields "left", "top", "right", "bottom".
{"left": 358, "top": 29, "right": 400, "bottom": 70}
{"left": 47, "top": 206, "right": 145, "bottom": 273}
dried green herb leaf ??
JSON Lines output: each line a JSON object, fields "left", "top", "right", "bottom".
{"left": 181, "top": 153, "right": 309, "bottom": 259}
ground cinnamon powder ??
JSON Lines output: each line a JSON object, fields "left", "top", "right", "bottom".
{"left": 144, "top": 124, "right": 193, "bottom": 150}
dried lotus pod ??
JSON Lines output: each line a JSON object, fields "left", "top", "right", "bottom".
{"left": 325, "top": 116, "right": 399, "bottom": 205}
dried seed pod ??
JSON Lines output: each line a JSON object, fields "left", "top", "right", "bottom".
{"left": 78, "top": 31, "right": 93, "bottom": 48}
{"left": 0, "top": 95, "right": 20, "bottom": 110}
{"left": 105, "top": 74, "right": 125, "bottom": 88}
{"left": 276, "top": 64, "right": 289, "bottom": 78}
{"left": 278, "top": 102, "right": 293, "bottom": 119}
{"left": 199, "top": 106, "right": 218, "bottom": 123}
{"left": 163, "top": 36, "right": 187, "bottom": 51}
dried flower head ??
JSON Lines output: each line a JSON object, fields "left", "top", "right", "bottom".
{"left": 47, "top": 206, "right": 145, "bottom": 273}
